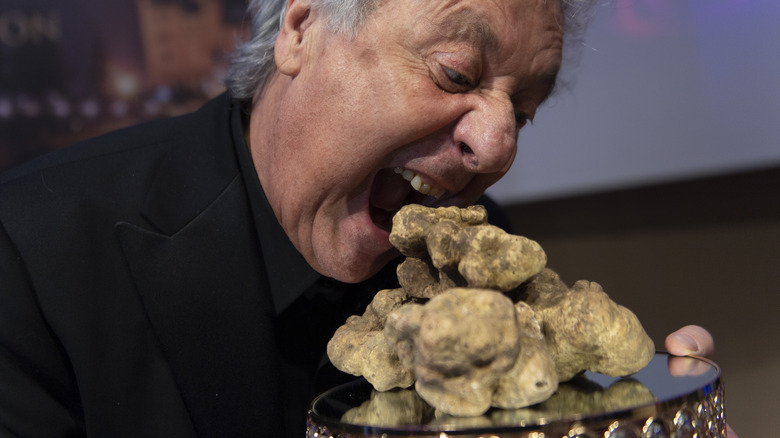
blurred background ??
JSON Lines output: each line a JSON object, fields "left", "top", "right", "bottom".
{"left": 1, "top": 0, "right": 778, "bottom": 435}
{"left": 491, "top": 1, "right": 780, "bottom": 435}
{"left": 0, "top": 0, "right": 247, "bottom": 168}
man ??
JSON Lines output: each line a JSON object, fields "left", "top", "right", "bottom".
{"left": 0, "top": 0, "right": 734, "bottom": 436}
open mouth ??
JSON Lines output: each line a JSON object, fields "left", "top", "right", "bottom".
{"left": 369, "top": 167, "right": 447, "bottom": 232}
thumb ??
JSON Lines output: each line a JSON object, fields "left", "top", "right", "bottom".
{"left": 664, "top": 325, "right": 715, "bottom": 357}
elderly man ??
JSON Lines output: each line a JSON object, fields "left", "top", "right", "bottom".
{"left": 0, "top": 0, "right": 731, "bottom": 436}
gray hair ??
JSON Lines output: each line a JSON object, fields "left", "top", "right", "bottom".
{"left": 224, "top": 0, "right": 596, "bottom": 101}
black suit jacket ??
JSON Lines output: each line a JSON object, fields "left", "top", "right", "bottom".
{"left": 0, "top": 94, "right": 289, "bottom": 436}
{"left": 0, "top": 93, "right": 514, "bottom": 437}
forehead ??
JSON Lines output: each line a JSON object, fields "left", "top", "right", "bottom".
{"left": 392, "top": 0, "right": 564, "bottom": 73}
{"left": 411, "top": 1, "right": 560, "bottom": 37}
{"left": 429, "top": 5, "right": 502, "bottom": 51}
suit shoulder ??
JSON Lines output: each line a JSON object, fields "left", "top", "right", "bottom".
{"left": 0, "top": 94, "right": 237, "bottom": 220}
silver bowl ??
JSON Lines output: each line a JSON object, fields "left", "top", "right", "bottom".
{"left": 307, "top": 352, "right": 725, "bottom": 438}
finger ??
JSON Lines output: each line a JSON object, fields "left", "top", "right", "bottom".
{"left": 664, "top": 325, "right": 715, "bottom": 357}
{"left": 727, "top": 424, "right": 739, "bottom": 438}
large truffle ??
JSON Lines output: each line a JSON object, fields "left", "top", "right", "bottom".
{"left": 492, "top": 301, "right": 558, "bottom": 409}
{"left": 525, "top": 269, "right": 656, "bottom": 381}
{"left": 389, "top": 205, "right": 489, "bottom": 259}
{"left": 327, "top": 204, "right": 655, "bottom": 418}
{"left": 327, "top": 288, "right": 415, "bottom": 391}
{"left": 392, "top": 204, "right": 547, "bottom": 295}
{"left": 384, "top": 288, "right": 522, "bottom": 416}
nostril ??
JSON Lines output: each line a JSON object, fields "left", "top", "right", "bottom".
{"left": 459, "top": 142, "right": 480, "bottom": 169}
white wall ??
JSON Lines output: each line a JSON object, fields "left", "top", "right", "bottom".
{"left": 488, "top": 0, "right": 780, "bottom": 203}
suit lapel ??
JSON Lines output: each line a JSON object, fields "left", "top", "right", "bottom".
{"left": 114, "top": 96, "right": 287, "bottom": 435}
{"left": 116, "top": 176, "right": 284, "bottom": 436}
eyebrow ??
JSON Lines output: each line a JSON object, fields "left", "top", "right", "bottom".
{"left": 434, "top": 6, "right": 563, "bottom": 103}
{"left": 538, "top": 71, "right": 560, "bottom": 100}
{"left": 434, "top": 8, "right": 500, "bottom": 51}
{"left": 511, "top": 70, "right": 561, "bottom": 109}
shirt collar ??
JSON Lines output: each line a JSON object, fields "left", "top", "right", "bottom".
{"left": 230, "top": 98, "right": 321, "bottom": 314}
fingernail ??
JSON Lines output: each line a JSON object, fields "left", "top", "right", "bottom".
{"left": 672, "top": 333, "right": 699, "bottom": 355}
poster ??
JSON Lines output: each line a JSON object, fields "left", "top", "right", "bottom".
{"left": 0, "top": 0, "right": 249, "bottom": 171}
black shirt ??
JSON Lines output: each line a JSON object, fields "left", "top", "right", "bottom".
{"left": 227, "top": 97, "right": 510, "bottom": 436}
{"left": 230, "top": 100, "right": 401, "bottom": 435}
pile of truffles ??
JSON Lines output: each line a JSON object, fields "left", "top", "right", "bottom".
{"left": 327, "top": 204, "right": 655, "bottom": 417}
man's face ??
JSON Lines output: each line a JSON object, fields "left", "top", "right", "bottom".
{"left": 249, "top": 0, "right": 563, "bottom": 282}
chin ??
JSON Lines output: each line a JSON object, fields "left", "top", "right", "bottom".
{"left": 321, "top": 247, "right": 398, "bottom": 284}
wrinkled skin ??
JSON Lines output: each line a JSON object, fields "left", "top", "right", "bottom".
{"left": 247, "top": 0, "right": 564, "bottom": 282}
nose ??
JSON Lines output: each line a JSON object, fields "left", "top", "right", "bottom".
{"left": 453, "top": 93, "right": 518, "bottom": 174}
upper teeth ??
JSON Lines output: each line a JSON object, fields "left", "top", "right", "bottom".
{"left": 394, "top": 167, "right": 446, "bottom": 198}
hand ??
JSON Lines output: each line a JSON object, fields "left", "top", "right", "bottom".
{"left": 665, "top": 325, "right": 739, "bottom": 438}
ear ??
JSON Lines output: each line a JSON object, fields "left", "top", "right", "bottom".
{"left": 275, "top": 0, "right": 314, "bottom": 76}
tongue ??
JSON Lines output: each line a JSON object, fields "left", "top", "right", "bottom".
{"left": 370, "top": 168, "right": 412, "bottom": 212}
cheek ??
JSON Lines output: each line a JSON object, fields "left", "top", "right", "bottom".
{"left": 375, "top": 88, "right": 465, "bottom": 150}
{"left": 295, "top": 58, "right": 468, "bottom": 180}
{"left": 320, "top": 45, "right": 463, "bottom": 142}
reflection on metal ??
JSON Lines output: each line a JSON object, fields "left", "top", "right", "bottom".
{"left": 306, "top": 353, "right": 726, "bottom": 438}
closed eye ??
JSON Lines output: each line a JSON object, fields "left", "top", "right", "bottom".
{"left": 514, "top": 110, "right": 530, "bottom": 130}
{"left": 443, "top": 66, "right": 474, "bottom": 88}
{"left": 436, "top": 64, "right": 479, "bottom": 93}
